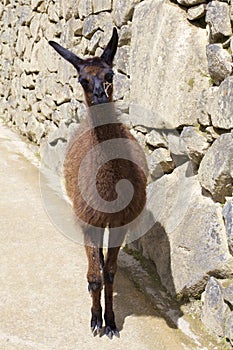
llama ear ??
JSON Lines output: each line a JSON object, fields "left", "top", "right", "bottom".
{"left": 101, "top": 28, "right": 118, "bottom": 66}
{"left": 48, "top": 41, "right": 84, "bottom": 71}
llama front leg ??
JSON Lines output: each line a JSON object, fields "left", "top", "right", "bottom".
{"left": 103, "top": 246, "right": 121, "bottom": 338}
{"left": 84, "top": 228, "right": 104, "bottom": 334}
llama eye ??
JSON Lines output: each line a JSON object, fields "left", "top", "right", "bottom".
{"left": 105, "top": 73, "right": 114, "bottom": 83}
{"left": 78, "top": 78, "right": 89, "bottom": 89}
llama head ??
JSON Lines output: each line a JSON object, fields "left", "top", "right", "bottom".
{"left": 49, "top": 28, "right": 118, "bottom": 106}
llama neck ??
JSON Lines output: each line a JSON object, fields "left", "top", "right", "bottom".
{"left": 86, "top": 102, "right": 121, "bottom": 141}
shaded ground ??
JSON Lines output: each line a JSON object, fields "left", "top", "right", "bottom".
{"left": 0, "top": 122, "right": 226, "bottom": 350}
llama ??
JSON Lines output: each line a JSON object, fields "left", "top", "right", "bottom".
{"left": 49, "top": 28, "right": 148, "bottom": 338}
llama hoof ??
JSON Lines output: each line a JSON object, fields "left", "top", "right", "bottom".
{"left": 91, "top": 307, "right": 103, "bottom": 334}
{"left": 91, "top": 320, "right": 102, "bottom": 334}
{"left": 105, "top": 326, "right": 120, "bottom": 339}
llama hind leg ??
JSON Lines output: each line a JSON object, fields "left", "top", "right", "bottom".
{"left": 84, "top": 227, "right": 104, "bottom": 334}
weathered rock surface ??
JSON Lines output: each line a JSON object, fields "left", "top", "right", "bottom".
{"left": 92, "top": 0, "right": 112, "bottom": 13}
{"left": 225, "top": 312, "right": 233, "bottom": 346}
{"left": 206, "top": 1, "right": 232, "bottom": 43}
{"left": 112, "top": 0, "right": 140, "bottom": 27}
{"left": 223, "top": 197, "right": 233, "bottom": 253}
{"left": 145, "top": 129, "right": 168, "bottom": 149}
{"left": 206, "top": 44, "right": 232, "bottom": 86}
{"left": 198, "top": 133, "right": 233, "bottom": 202}
{"left": 210, "top": 77, "right": 233, "bottom": 130}
{"left": 180, "top": 126, "right": 209, "bottom": 167}
{"left": 187, "top": 4, "right": 206, "bottom": 21}
{"left": 178, "top": 0, "right": 206, "bottom": 7}
{"left": 147, "top": 148, "right": 175, "bottom": 179}
{"left": 78, "top": 0, "right": 92, "bottom": 19}
{"left": 130, "top": 0, "right": 209, "bottom": 128}
{"left": 138, "top": 163, "right": 233, "bottom": 296}
{"left": 197, "top": 88, "right": 214, "bottom": 126}
{"left": 201, "top": 277, "right": 231, "bottom": 337}
{"left": 115, "top": 45, "right": 130, "bottom": 76}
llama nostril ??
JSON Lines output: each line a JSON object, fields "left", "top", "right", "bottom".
{"left": 94, "top": 90, "right": 105, "bottom": 98}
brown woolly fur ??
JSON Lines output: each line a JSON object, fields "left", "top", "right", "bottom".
{"left": 49, "top": 27, "right": 148, "bottom": 339}
{"left": 64, "top": 119, "right": 147, "bottom": 229}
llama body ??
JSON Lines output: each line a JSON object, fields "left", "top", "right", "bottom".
{"left": 49, "top": 28, "right": 147, "bottom": 338}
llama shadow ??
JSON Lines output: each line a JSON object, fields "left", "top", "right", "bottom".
{"left": 113, "top": 219, "right": 184, "bottom": 333}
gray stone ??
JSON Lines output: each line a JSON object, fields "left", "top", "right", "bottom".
{"left": 147, "top": 148, "right": 175, "bottom": 179}
{"left": 26, "top": 115, "right": 45, "bottom": 144}
{"left": 206, "top": 44, "right": 232, "bottom": 86}
{"left": 48, "top": 2, "right": 59, "bottom": 22}
{"left": 44, "top": 22, "right": 64, "bottom": 42}
{"left": 31, "top": 0, "right": 43, "bottom": 10}
{"left": 20, "top": 72, "right": 34, "bottom": 89}
{"left": 92, "top": 0, "right": 112, "bottom": 13}
{"left": 129, "top": 128, "right": 147, "bottom": 149}
{"left": 113, "top": 73, "right": 130, "bottom": 101}
{"left": 205, "top": 126, "right": 220, "bottom": 142}
{"left": 187, "top": 4, "right": 207, "bottom": 20}
{"left": 58, "top": 0, "right": 78, "bottom": 20}
{"left": 88, "top": 30, "right": 102, "bottom": 54}
{"left": 118, "top": 24, "right": 132, "bottom": 47}
{"left": 210, "top": 77, "right": 233, "bottom": 130}
{"left": 197, "top": 88, "right": 217, "bottom": 127}
{"left": 115, "top": 45, "right": 130, "bottom": 76}
{"left": 31, "top": 37, "right": 60, "bottom": 73}
{"left": 138, "top": 163, "right": 233, "bottom": 296}
{"left": 29, "top": 13, "right": 42, "bottom": 41}
{"left": 180, "top": 126, "right": 209, "bottom": 167}
{"left": 225, "top": 312, "right": 233, "bottom": 346}
{"left": 16, "top": 5, "right": 33, "bottom": 25}
{"left": 55, "top": 84, "right": 71, "bottom": 105}
{"left": 24, "top": 38, "right": 34, "bottom": 62}
{"left": 178, "top": 0, "right": 206, "bottom": 7}
{"left": 112, "top": 0, "right": 141, "bottom": 27}
{"left": 78, "top": 0, "right": 93, "bottom": 19}
{"left": 74, "top": 19, "right": 83, "bottom": 37}
{"left": 134, "top": 125, "right": 148, "bottom": 134}
{"left": 97, "top": 13, "right": 115, "bottom": 48}
{"left": 206, "top": 1, "right": 232, "bottom": 43}
{"left": 223, "top": 197, "right": 233, "bottom": 253}
{"left": 198, "top": 133, "right": 233, "bottom": 203}
{"left": 15, "top": 26, "right": 30, "bottom": 58}
{"left": 82, "top": 15, "right": 99, "bottom": 39}
{"left": 201, "top": 277, "right": 231, "bottom": 337}
{"left": 223, "top": 283, "right": 233, "bottom": 305}
{"left": 130, "top": 0, "right": 209, "bottom": 128}
{"left": 145, "top": 129, "right": 168, "bottom": 149}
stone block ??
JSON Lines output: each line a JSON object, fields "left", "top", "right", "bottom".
{"left": 201, "top": 277, "right": 231, "bottom": 337}
{"left": 187, "top": 4, "right": 207, "bottom": 20}
{"left": 198, "top": 133, "right": 233, "bottom": 202}
{"left": 130, "top": 0, "right": 209, "bottom": 128}
{"left": 112, "top": 0, "right": 141, "bottom": 27}
{"left": 210, "top": 77, "right": 233, "bottom": 129}
{"left": 206, "top": 1, "right": 232, "bottom": 43}
{"left": 115, "top": 45, "right": 130, "bottom": 76}
{"left": 78, "top": 0, "right": 92, "bottom": 19}
{"left": 180, "top": 126, "right": 209, "bottom": 167}
{"left": 139, "top": 162, "right": 233, "bottom": 296}
{"left": 92, "top": 0, "right": 112, "bottom": 13}
{"left": 206, "top": 44, "right": 232, "bottom": 86}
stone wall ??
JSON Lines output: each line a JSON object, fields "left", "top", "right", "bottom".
{"left": 0, "top": 0, "right": 233, "bottom": 341}
{"left": 0, "top": 0, "right": 137, "bottom": 144}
